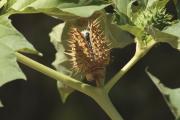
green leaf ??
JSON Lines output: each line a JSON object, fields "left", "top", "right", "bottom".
{"left": 105, "top": 15, "right": 134, "bottom": 48}
{"left": 6, "top": 0, "right": 109, "bottom": 20}
{"left": 112, "top": 0, "right": 147, "bottom": 16}
{"left": 0, "top": 100, "right": 3, "bottom": 107}
{"left": 146, "top": 70, "right": 180, "bottom": 119}
{"left": 112, "top": 0, "right": 153, "bottom": 17}
{"left": 56, "top": 81, "right": 74, "bottom": 103}
{"left": 119, "top": 24, "right": 143, "bottom": 39}
{"left": 0, "top": 43, "right": 26, "bottom": 86}
{"left": 60, "top": 5, "right": 109, "bottom": 18}
{"left": 0, "top": 14, "right": 38, "bottom": 86}
{"left": 163, "top": 21, "right": 180, "bottom": 38}
{"left": 112, "top": 0, "right": 131, "bottom": 16}
{"left": 0, "top": 14, "right": 38, "bottom": 53}
{"left": 111, "top": 0, "right": 134, "bottom": 25}
{"left": 0, "top": 0, "right": 7, "bottom": 8}
{"left": 145, "top": 26, "right": 179, "bottom": 50}
{"left": 146, "top": 0, "right": 169, "bottom": 9}
{"left": 162, "top": 21, "right": 180, "bottom": 50}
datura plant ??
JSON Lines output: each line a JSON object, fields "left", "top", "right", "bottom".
{"left": 0, "top": 0, "right": 180, "bottom": 120}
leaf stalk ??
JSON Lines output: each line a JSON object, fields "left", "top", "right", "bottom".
{"left": 105, "top": 39, "right": 156, "bottom": 93}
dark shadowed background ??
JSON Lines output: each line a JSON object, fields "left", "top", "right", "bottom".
{"left": 0, "top": 6, "right": 180, "bottom": 120}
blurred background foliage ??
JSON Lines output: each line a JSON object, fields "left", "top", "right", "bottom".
{"left": 0, "top": 1, "right": 180, "bottom": 120}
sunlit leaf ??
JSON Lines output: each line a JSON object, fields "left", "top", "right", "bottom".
{"left": 56, "top": 80, "right": 74, "bottom": 103}
{"left": 111, "top": 0, "right": 131, "bottom": 25}
{"left": 0, "top": 43, "right": 26, "bottom": 86}
{"left": 119, "top": 24, "right": 143, "bottom": 39}
{"left": 0, "top": 14, "right": 38, "bottom": 86}
{"left": 112, "top": 0, "right": 147, "bottom": 16}
{"left": 145, "top": 26, "right": 179, "bottom": 50}
{"left": 146, "top": 70, "right": 180, "bottom": 119}
{"left": 105, "top": 14, "right": 134, "bottom": 48}
{"left": 146, "top": 0, "right": 169, "bottom": 9}
{"left": 153, "top": 22, "right": 180, "bottom": 50}
{"left": 0, "top": 100, "right": 3, "bottom": 107}
{"left": 0, "top": 0, "right": 7, "bottom": 8}
{"left": 163, "top": 21, "right": 180, "bottom": 38}
{"left": 112, "top": 0, "right": 131, "bottom": 16}
{"left": 60, "top": 5, "right": 109, "bottom": 18}
{"left": 0, "top": 14, "right": 38, "bottom": 53}
{"left": 5, "top": 0, "right": 109, "bottom": 20}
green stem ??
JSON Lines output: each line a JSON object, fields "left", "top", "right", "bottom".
{"left": 105, "top": 40, "right": 156, "bottom": 93}
{"left": 92, "top": 88, "right": 124, "bottom": 120}
{"left": 15, "top": 40, "right": 156, "bottom": 120}
{"left": 15, "top": 52, "right": 123, "bottom": 120}
{"left": 15, "top": 52, "right": 94, "bottom": 96}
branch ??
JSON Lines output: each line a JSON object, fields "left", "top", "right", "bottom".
{"left": 92, "top": 88, "right": 124, "bottom": 120}
{"left": 15, "top": 52, "right": 124, "bottom": 120}
{"left": 105, "top": 40, "right": 156, "bottom": 93}
{"left": 15, "top": 52, "right": 95, "bottom": 96}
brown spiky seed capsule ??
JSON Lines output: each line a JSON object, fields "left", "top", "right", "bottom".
{"left": 65, "top": 18, "right": 110, "bottom": 86}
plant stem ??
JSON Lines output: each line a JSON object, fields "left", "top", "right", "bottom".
{"left": 15, "top": 52, "right": 124, "bottom": 120}
{"left": 92, "top": 88, "right": 124, "bottom": 120}
{"left": 15, "top": 40, "right": 155, "bottom": 120}
{"left": 105, "top": 40, "right": 156, "bottom": 93}
{"left": 15, "top": 52, "right": 95, "bottom": 96}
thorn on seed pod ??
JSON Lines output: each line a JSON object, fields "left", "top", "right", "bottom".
{"left": 65, "top": 17, "right": 110, "bottom": 87}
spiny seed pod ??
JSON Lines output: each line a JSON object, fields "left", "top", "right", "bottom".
{"left": 133, "top": 6, "right": 174, "bottom": 46}
{"left": 65, "top": 18, "right": 110, "bottom": 86}
{"left": 134, "top": 8, "right": 173, "bottom": 30}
